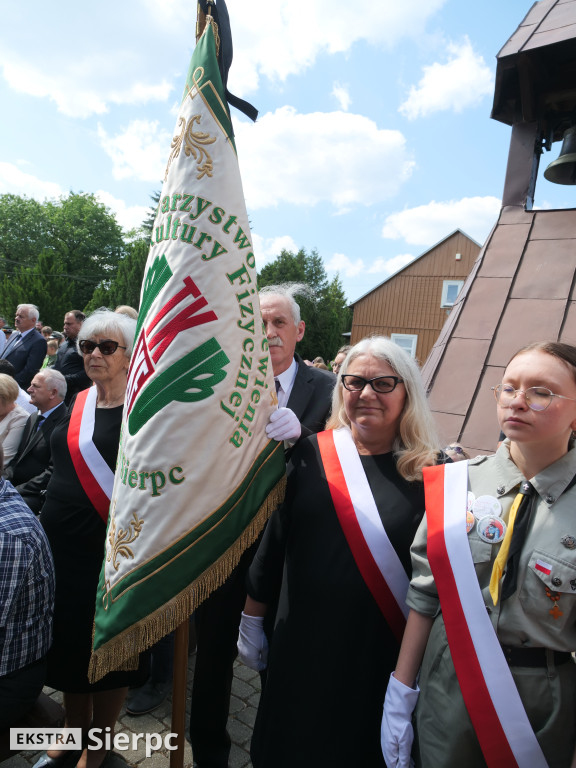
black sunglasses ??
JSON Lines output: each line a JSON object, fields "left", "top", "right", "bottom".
{"left": 79, "top": 339, "right": 126, "bottom": 356}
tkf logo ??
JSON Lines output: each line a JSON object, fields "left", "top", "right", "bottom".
{"left": 11, "top": 728, "right": 177, "bottom": 758}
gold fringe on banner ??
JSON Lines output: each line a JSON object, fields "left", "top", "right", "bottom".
{"left": 88, "top": 475, "right": 286, "bottom": 682}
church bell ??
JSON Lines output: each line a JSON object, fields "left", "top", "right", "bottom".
{"left": 544, "top": 126, "right": 576, "bottom": 185}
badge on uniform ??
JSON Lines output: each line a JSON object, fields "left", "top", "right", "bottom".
{"left": 561, "top": 534, "right": 576, "bottom": 550}
{"left": 466, "top": 509, "right": 475, "bottom": 534}
{"left": 472, "top": 495, "right": 502, "bottom": 520}
{"left": 477, "top": 515, "right": 507, "bottom": 544}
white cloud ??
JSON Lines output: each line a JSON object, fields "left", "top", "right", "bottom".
{"left": 0, "top": 162, "right": 62, "bottom": 200}
{"left": 381, "top": 196, "right": 501, "bottom": 245}
{"left": 252, "top": 234, "right": 299, "bottom": 269}
{"left": 235, "top": 107, "right": 414, "bottom": 211}
{"left": 225, "top": 0, "right": 447, "bottom": 96}
{"left": 95, "top": 190, "right": 150, "bottom": 232}
{"left": 0, "top": 52, "right": 174, "bottom": 119}
{"left": 332, "top": 82, "right": 351, "bottom": 111}
{"left": 368, "top": 253, "right": 415, "bottom": 274}
{"left": 98, "top": 121, "right": 172, "bottom": 182}
{"left": 399, "top": 37, "right": 493, "bottom": 120}
{"left": 0, "top": 1, "right": 446, "bottom": 115}
{"left": 325, "top": 252, "right": 365, "bottom": 278}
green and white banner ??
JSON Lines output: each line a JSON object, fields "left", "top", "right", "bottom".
{"left": 89, "top": 14, "right": 285, "bottom": 680}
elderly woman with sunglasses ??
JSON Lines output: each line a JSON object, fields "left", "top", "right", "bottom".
{"left": 383, "top": 341, "right": 576, "bottom": 768}
{"left": 238, "top": 336, "right": 443, "bottom": 768}
{"left": 36, "top": 310, "right": 145, "bottom": 768}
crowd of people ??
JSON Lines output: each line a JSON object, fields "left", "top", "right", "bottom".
{"left": 0, "top": 290, "right": 574, "bottom": 768}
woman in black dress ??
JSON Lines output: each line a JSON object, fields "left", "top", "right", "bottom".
{"left": 35, "top": 309, "right": 139, "bottom": 768}
{"left": 238, "top": 336, "right": 443, "bottom": 768}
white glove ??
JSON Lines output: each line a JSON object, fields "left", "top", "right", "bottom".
{"left": 237, "top": 612, "right": 269, "bottom": 671}
{"left": 265, "top": 407, "right": 302, "bottom": 442}
{"left": 381, "top": 672, "right": 419, "bottom": 768}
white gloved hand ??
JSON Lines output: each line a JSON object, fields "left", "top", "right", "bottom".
{"left": 265, "top": 407, "right": 302, "bottom": 442}
{"left": 381, "top": 672, "right": 420, "bottom": 768}
{"left": 237, "top": 612, "right": 269, "bottom": 672}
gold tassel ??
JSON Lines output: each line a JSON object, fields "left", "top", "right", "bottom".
{"left": 88, "top": 476, "right": 286, "bottom": 682}
{"left": 196, "top": 2, "right": 220, "bottom": 57}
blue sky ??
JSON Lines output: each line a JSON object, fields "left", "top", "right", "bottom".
{"left": 0, "top": 0, "right": 571, "bottom": 303}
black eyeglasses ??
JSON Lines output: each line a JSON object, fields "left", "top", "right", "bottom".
{"left": 445, "top": 445, "right": 464, "bottom": 454}
{"left": 79, "top": 340, "right": 126, "bottom": 356}
{"left": 341, "top": 375, "right": 404, "bottom": 394}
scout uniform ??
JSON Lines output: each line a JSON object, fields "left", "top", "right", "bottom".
{"left": 408, "top": 440, "right": 576, "bottom": 768}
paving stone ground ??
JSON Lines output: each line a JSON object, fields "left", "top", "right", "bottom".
{"left": 3, "top": 651, "right": 260, "bottom": 768}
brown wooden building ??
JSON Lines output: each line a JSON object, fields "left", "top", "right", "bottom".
{"left": 349, "top": 230, "right": 480, "bottom": 363}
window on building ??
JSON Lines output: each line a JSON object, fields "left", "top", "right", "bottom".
{"left": 391, "top": 334, "right": 418, "bottom": 358}
{"left": 441, "top": 280, "right": 464, "bottom": 308}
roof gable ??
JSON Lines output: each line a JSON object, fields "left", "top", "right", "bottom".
{"left": 350, "top": 229, "right": 480, "bottom": 306}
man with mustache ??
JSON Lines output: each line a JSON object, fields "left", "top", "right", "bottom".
{"left": 188, "top": 283, "right": 335, "bottom": 768}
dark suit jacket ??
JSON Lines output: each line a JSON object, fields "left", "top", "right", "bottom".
{"left": 53, "top": 338, "right": 91, "bottom": 404}
{"left": 2, "top": 329, "right": 47, "bottom": 389}
{"left": 287, "top": 354, "right": 336, "bottom": 437}
{"left": 3, "top": 403, "right": 67, "bottom": 513}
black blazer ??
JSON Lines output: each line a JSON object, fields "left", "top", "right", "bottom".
{"left": 3, "top": 403, "right": 67, "bottom": 513}
{"left": 287, "top": 354, "right": 336, "bottom": 437}
{"left": 53, "top": 339, "right": 91, "bottom": 404}
{"left": 2, "top": 329, "right": 47, "bottom": 389}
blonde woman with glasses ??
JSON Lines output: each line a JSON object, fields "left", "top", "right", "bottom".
{"left": 383, "top": 341, "right": 576, "bottom": 768}
{"left": 239, "top": 336, "right": 444, "bottom": 768}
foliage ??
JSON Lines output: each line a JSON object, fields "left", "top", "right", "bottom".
{"left": 258, "top": 248, "right": 351, "bottom": 363}
{"left": 85, "top": 236, "right": 149, "bottom": 313}
{"left": 0, "top": 194, "right": 50, "bottom": 275}
{"left": 44, "top": 193, "right": 126, "bottom": 308}
{"left": 141, "top": 190, "right": 161, "bottom": 240}
{"left": 0, "top": 192, "right": 126, "bottom": 321}
{"left": 0, "top": 250, "right": 74, "bottom": 328}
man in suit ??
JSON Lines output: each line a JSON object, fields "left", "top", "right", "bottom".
{"left": 53, "top": 310, "right": 91, "bottom": 405}
{"left": 3, "top": 369, "right": 67, "bottom": 514}
{"left": 0, "top": 305, "right": 47, "bottom": 390}
{"left": 187, "top": 284, "right": 336, "bottom": 768}
{"left": 259, "top": 284, "right": 336, "bottom": 443}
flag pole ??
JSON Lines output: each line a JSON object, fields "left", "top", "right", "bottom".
{"left": 170, "top": 619, "right": 190, "bottom": 768}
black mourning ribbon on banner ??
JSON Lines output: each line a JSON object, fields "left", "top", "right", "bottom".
{"left": 199, "top": 0, "right": 259, "bottom": 122}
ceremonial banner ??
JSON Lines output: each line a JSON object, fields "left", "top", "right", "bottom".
{"left": 89, "top": 6, "right": 286, "bottom": 680}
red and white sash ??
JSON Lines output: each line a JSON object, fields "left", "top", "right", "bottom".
{"left": 317, "top": 428, "right": 409, "bottom": 643}
{"left": 67, "top": 386, "right": 114, "bottom": 523}
{"left": 423, "top": 461, "right": 548, "bottom": 768}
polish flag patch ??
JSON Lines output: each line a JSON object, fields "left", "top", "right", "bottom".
{"left": 535, "top": 559, "right": 552, "bottom": 575}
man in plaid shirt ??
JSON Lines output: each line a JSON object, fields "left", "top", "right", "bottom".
{"left": 0, "top": 444, "right": 55, "bottom": 728}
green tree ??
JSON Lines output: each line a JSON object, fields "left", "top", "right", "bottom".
{"left": 258, "top": 248, "right": 351, "bottom": 362}
{"left": 0, "top": 194, "right": 50, "bottom": 279}
{"left": 85, "top": 236, "right": 149, "bottom": 312}
{"left": 0, "top": 192, "right": 127, "bottom": 318}
{"left": 0, "top": 250, "right": 74, "bottom": 328}
{"left": 141, "top": 190, "right": 161, "bottom": 240}
{"left": 45, "top": 193, "right": 126, "bottom": 308}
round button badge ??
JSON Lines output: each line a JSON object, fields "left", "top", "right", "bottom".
{"left": 472, "top": 495, "right": 502, "bottom": 520}
{"left": 477, "top": 515, "right": 507, "bottom": 544}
